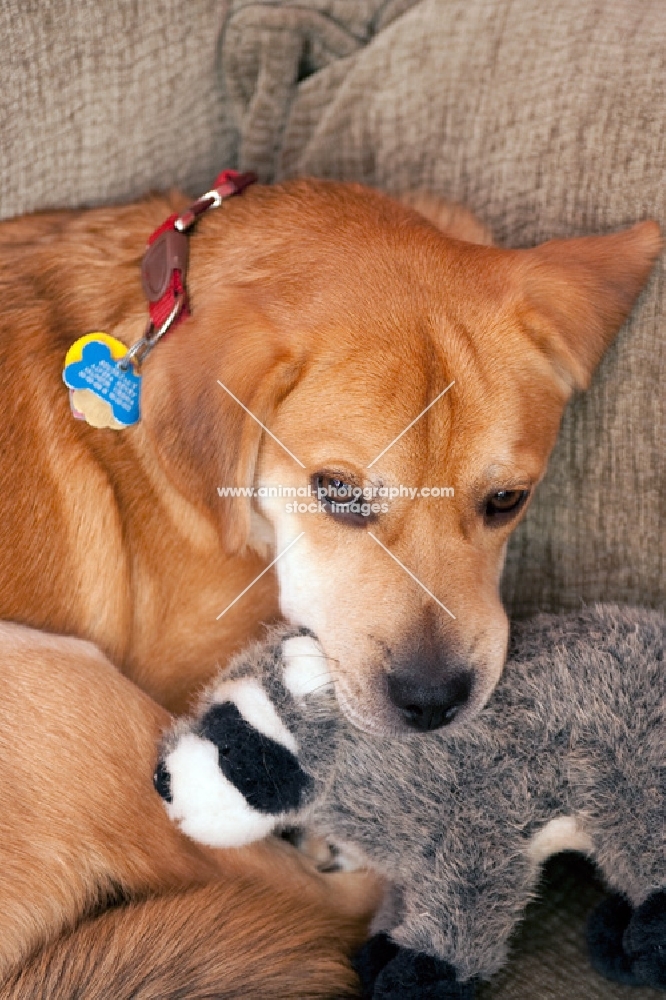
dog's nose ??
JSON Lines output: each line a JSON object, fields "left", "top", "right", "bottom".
{"left": 387, "top": 672, "right": 472, "bottom": 731}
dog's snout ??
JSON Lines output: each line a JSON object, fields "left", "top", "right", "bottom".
{"left": 387, "top": 672, "right": 472, "bottom": 731}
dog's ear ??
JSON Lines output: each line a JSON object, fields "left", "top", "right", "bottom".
{"left": 517, "top": 221, "right": 662, "bottom": 391}
{"left": 141, "top": 315, "right": 303, "bottom": 554}
{"left": 396, "top": 191, "right": 494, "bottom": 246}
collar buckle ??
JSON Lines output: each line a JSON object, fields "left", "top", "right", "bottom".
{"left": 141, "top": 228, "right": 189, "bottom": 303}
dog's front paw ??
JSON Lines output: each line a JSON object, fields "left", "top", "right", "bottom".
{"left": 154, "top": 668, "right": 313, "bottom": 848}
{"left": 588, "top": 890, "right": 666, "bottom": 990}
{"left": 353, "top": 936, "right": 476, "bottom": 1000}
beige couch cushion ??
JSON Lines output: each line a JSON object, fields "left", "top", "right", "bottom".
{"left": 0, "top": 0, "right": 236, "bottom": 216}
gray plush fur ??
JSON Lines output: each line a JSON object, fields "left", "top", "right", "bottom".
{"left": 158, "top": 606, "right": 665, "bottom": 982}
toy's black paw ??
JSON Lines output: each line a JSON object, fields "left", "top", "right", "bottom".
{"left": 352, "top": 936, "right": 475, "bottom": 1000}
{"left": 623, "top": 890, "right": 666, "bottom": 989}
{"left": 587, "top": 894, "right": 637, "bottom": 985}
{"left": 352, "top": 934, "right": 401, "bottom": 1000}
{"left": 588, "top": 891, "right": 666, "bottom": 990}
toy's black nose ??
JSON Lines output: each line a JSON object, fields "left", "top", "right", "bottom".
{"left": 387, "top": 672, "right": 472, "bottom": 731}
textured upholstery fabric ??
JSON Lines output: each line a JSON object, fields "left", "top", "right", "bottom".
{"left": 1, "top": 2, "right": 663, "bottom": 997}
{"left": 0, "top": 0, "right": 235, "bottom": 215}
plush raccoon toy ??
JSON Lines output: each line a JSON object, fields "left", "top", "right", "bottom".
{"left": 154, "top": 606, "right": 666, "bottom": 998}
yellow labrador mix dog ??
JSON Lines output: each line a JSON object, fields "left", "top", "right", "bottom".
{"left": 0, "top": 177, "right": 659, "bottom": 997}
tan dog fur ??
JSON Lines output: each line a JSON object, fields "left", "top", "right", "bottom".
{"left": 0, "top": 180, "right": 659, "bottom": 994}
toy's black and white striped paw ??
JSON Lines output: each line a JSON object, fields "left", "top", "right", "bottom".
{"left": 154, "top": 635, "right": 329, "bottom": 848}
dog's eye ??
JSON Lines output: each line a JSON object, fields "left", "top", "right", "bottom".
{"left": 484, "top": 489, "right": 529, "bottom": 523}
{"left": 312, "top": 474, "right": 371, "bottom": 527}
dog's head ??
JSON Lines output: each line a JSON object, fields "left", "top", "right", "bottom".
{"left": 144, "top": 180, "right": 661, "bottom": 733}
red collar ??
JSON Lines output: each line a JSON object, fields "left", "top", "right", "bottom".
{"left": 123, "top": 170, "right": 256, "bottom": 368}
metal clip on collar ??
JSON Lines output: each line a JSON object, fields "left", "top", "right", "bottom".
{"left": 119, "top": 295, "right": 186, "bottom": 370}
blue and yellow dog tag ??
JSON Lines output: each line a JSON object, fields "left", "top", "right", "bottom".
{"left": 63, "top": 334, "right": 141, "bottom": 430}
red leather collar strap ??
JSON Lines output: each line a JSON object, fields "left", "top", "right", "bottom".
{"left": 123, "top": 170, "right": 256, "bottom": 369}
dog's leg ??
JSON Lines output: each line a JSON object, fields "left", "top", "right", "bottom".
{"left": 0, "top": 624, "right": 377, "bottom": 995}
{"left": 0, "top": 877, "right": 369, "bottom": 1000}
